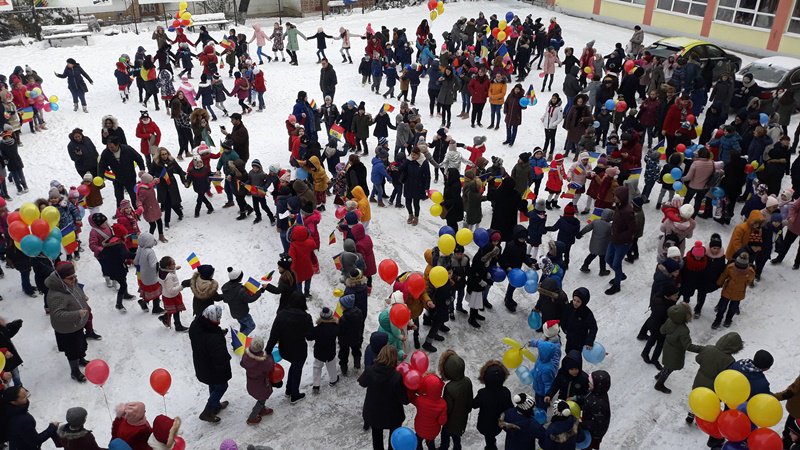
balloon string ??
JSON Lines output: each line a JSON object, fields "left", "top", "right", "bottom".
{"left": 163, "top": 394, "right": 167, "bottom": 415}
{"left": 100, "top": 386, "right": 112, "bottom": 422}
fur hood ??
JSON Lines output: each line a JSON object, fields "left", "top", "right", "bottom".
{"left": 478, "top": 359, "right": 508, "bottom": 385}
{"left": 190, "top": 272, "right": 219, "bottom": 300}
{"left": 190, "top": 108, "right": 210, "bottom": 127}
{"left": 56, "top": 425, "right": 91, "bottom": 440}
{"left": 102, "top": 115, "right": 120, "bottom": 130}
{"left": 345, "top": 271, "right": 367, "bottom": 287}
{"left": 244, "top": 347, "right": 267, "bottom": 361}
{"left": 316, "top": 316, "right": 339, "bottom": 325}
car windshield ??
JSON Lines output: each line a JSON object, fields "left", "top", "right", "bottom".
{"left": 740, "top": 63, "right": 789, "bottom": 84}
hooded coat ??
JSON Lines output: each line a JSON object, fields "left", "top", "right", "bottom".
{"left": 609, "top": 186, "right": 635, "bottom": 245}
{"left": 439, "top": 350, "right": 473, "bottom": 436}
{"left": 488, "top": 178, "right": 526, "bottom": 240}
{"left": 499, "top": 407, "right": 546, "bottom": 450}
{"left": 562, "top": 288, "right": 598, "bottom": 353}
{"left": 411, "top": 377, "right": 448, "bottom": 441}
{"left": 691, "top": 332, "right": 743, "bottom": 389}
{"left": 351, "top": 185, "right": 371, "bottom": 223}
{"left": 0, "top": 320, "right": 23, "bottom": 373}
{"left": 582, "top": 369, "right": 611, "bottom": 439}
{"left": 266, "top": 304, "right": 313, "bottom": 363}
{"left": 351, "top": 224, "right": 376, "bottom": 277}
{"left": 188, "top": 316, "right": 232, "bottom": 385}
{"left": 56, "top": 425, "right": 104, "bottom": 450}
{"left": 578, "top": 208, "right": 613, "bottom": 255}
{"left": 660, "top": 303, "right": 702, "bottom": 370}
{"left": 133, "top": 233, "right": 159, "bottom": 285}
{"left": 288, "top": 226, "right": 316, "bottom": 282}
{"left": 67, "top": 133, "right": 99, "bottom": 177}
{"left": 241, "top": 347, "right": 275, "bottom": 401}
{"left": 46, "top": 271, "right": 90, "bottom": 334}
{"left": 546, "top": 350, "right": 590, "bottom": 402}
{"left": 358, "top": 360, "right": 409, "bottom": 430}
{"left": 472, "top": 361, "right": 513, "bottom": 437}
{"left": 530, "top": 339, "right": 560, "bottom": 396}
{"left": 726, "top": 209, "right": 764, "bottom": 260}
{"left": 535, "top": 277, "right": 569, "bottom": 324}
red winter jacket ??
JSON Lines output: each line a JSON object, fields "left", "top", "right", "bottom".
{"left": 411, "top": 381, "right": 448, "bottom": 441}
{"left": 468, "top": 76, "right": 490, "bottom": 104}
{"left": 351, "top": 223, "right": 376, "bottom": 277}
{"left": 620, "top": 132, "right": 643, "bottom": 172}
{"left": 662, "top": 99, "right": 693, "bottom": 136}
{"left": 135, "top": 120, "right": 161, "bottom": 156}
{"left": 303, "top": 209, "right": 322, "bottom": 249}
{"left": 546, "top": 161, "right": 567, "bottom": 193}
{"left": 10, "top": 85, "right": 27, "bottom": 110}
{"left": 111, "top": 417, "right": 153, "bottom": 450}
{"left": 253, "top": 71, "right": 266, "bottom": 93}
{"left": 289, "top": 225, "right": 316, "bottom": 282}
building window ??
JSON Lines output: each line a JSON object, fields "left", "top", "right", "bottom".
{"left": 715, "top": 0, "right": 778, "bottom": 29}
{"left": 141, "top": 4, "right": 158, "bottom": 14}
{"left": 788, "top": 0, "right": 800, "bottom": 34}
{"left": 612, "top": 0, "right": 647, "bottom": 5}
{"left": 656, "top": 0, "right": 707, "bottom": 17}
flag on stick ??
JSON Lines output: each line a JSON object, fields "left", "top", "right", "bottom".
{"left": 186, "top": 252, "right": 201, "bottom": 269}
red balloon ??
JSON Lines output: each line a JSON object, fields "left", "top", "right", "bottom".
{"left": 7, "top": 211, "right": 22, "bottom": 224}
{"left": 410, "top": 350, "right": 429, "bottom": 372}
{"left": 77, "top": 184, "right": 90, "bottom": 197}
{"left": 269, "top": 363, "right": 285, "bottom": 383}
{"left": 174, "top": 11, "right": 181, "bottom": 19}
{"left": 172, "top": 19, "right": 181, "bottom": 28}
{"left": 8, "top": 220, "right": 30, "bottom": 242}
{"left": 181, "top": 19, "right": 190, "bottom": 26}
{"left": 676, "top": 144, "right": 687, "bottom": 153}
{"left": 149, "top": 368, "right": 172, "bottom": 396}
{"left": 615, "top": 101, "right": 628, "bottom": 112}
{"left": 539, "top": 72, "right": 545, "bottom": 78}
{"left": 379, "top": 259, "right": 399, "bottom": 284}
{"left": 403, "top": 369, "right": 422, "bottom": 390}
{"left": 30, "top": 219, "right": 50, "bottom": 240}
{"left": 427, "top": 0, "right": 436, "bottom": 10}
{"left": 396, "top": 362, "right": 411, "bottom": 376}
{"left": 173, "top": 436, "right": 186, "bottom": 450}
{"left": 744, "top": 165, "right": 755, "bottom": 174}
{"left": 492, "top": 27, "right": 500, "bottom": 38}
{"left": 85, "top": 359, "right": 110, "bottom": 386}
{"left": 717, "top": 409, "right": 752, "bottom": 443}
{"left": 389, "top": 303, "right": 411, "bottom": 328}
{"left": 686, "top": 114, "right": 696, "bottom": 125}
{"left": 623, "top": 60, "right": 635, "bottom": 72}
{"left": 335, "top": 206, "right": 346, "bottom": 220}
{"left": 695, "top": 417, "right": 723, "bottom": 439}
{"left": 406, "top": 273, "right": 426, "bottom": 298}
{"left": 748, "top": 428, "right": 783, "bottom": 450}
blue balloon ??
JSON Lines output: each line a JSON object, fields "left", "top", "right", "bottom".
{"left": 712, "top": 187, "right": 726, "bottom": 199}
{"left": 295, "top": 167, "right": 308, "bottom": 180}
{"left": 438, "top": 226, "right": 455, "bottom": 237}
{"left": 576, "top": 429, "right": 592, "bottom": 449}
{"left": 672, "top": 181, "right": 683, "bottom": 192}
{"left": 670, "top": 167, "right": 682, "bottom": 180}
{"left": 50, "top": 103, "right": 59, "bottom": 111}
{"left": 759, "top": 112, "right": 769, "bottom": 126}
{"left": 167, "top": 26, "right": 176, "bottom": 32}
{"left": 582, "top": 342, "right": 606, "bottom": 364}
{"left": 515, "top": 365, "right": 531, "bottom": 384}
{"left": 722, "top": 442, "right": 748, "bottom": 450}
{"left": 684, "top": 148, "right": 694, "bottom": 159}
{"left": 711, "top": 199, "right": 719, "bottom": 206}
{"left": 519, "top": 97, "right": 530, "bottom": 107}
{"left": 505, "top": 11, "right": 514, "bottom": 22}
{"left": 527, "top": 310, "right": 542, "bottom": 330}
{"left": 592, "top": 120, "right": 600, "bottom": 129}
{"left": 604, "top": 99, "right": 616, "bottom": 111}
{"left": 48, "top": 228, "right": 62, "bottom": 241}
{"left": 42, "top": 237, "right": 62, "bottom": 260}
{"left": 534, "top": 408, "right": 548, "bottom": 425}
{"left": 474, "top": 228, "right": 489, "bottom": 247}
{"left": 508, "top": 268, "right": 527, "bottom": 288}
{"left": 524, "top": 279, "right": 538, "bottom": 294}
{"left": 20, "top": 235, "right": 43, "bottom": 257}
{"left": 390, "top": 427, "right": 417, "bottom": 450}
{"left": 272, "top": 347, "right": 282, "bottom": 363}
{"left": 491, "top": 266, "right": 506, "bottom": 282}
{"left": 526, "top": 269, "right": 539, "bottom": 282}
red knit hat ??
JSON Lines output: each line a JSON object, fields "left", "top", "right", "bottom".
{"left": 152, "top": 414, "right": 180, "bottom": 445}
{"left": 563, "top": 203, "right": 577, "bottom": 218}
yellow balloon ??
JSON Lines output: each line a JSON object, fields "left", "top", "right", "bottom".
{"left": 431, "top": 191, "right": 443, "bottom": 204}
{"left": 41, "top": 206, "right": 61, "bottom": 228}
{"left": 19, "top": 202, "right": 40, "bottom": 225}
{"left": 485, "top": 25, "right": 491, "bottom": 34}
{"left": 502, "top": 348, "right": 523, "bottom": 369}
{"left": 747, "top": 393, "right": 783, "bottom": 428}
{"left": 502, "top": 337, "right": 522, "bottom": 349}
{"left": 429, "top": 265, "right": 448, "bottom": 288}
{"left": 438, "top": 234, "right": 456, "bottom": 255}
{"left": 750, "top": 160, "right": 759, "bottom": 169}
{"left": 92, "top": 176, "right": 104, "bottom": 187}
{"left": 436, "top": 3, "right": 444, "bottom": 14}
{"left": 567, "top": 400, "right": 582, "bottom": 419}
{"left": 333, "top": 288, "right": 344, "bottom": 298}
{"left": 714, "top": 370, "right": 751, "bottom": 409}
{"left": 430, "top": 203, "right": 443, "bottom": 217}
{"left": 0, "top": 352, "right": 5, "bottom": 372}
{"left": 695, "top": 125, "right": 702, "bottom": 136}
{"left": 498, "top": 20, "right": 507, "bottom": 31}
{"left": 497, "top": 31, "right": 506, "bottom": 42}
{"left": 583, "top": 66, "right": 593, "bottom": 74}
{"left": 436, "top": 1, "right": 443, "bottom": 6}
{"left": 521, "top": 348, "right": 537, "bottom": 362}
{"left": 688, "top": 387, "right": 721, "bottom": 422}
{"left": 430, "top": 10, "right": 437, "bottom": 20}
{"left": 181, "top": 11, "right": 192, "bottom": 20}
{"left": 677, "top": 186, "right": 688, "bottom": 197}
{"left": 662, "top": 173, "right": 675, "bottom": 184}
{"left": 455, "top": 228, "right": 473, "bottom": 246}
{"left": 179, "top": 1, "right": 188, "bottom": 10}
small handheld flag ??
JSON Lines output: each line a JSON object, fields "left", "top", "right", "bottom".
{"left": 334, "top": 302, "right": 344, "bottom": 319}
{"left": 61, "top": 224, "right": 78, "bottom": 254}
{"left": 329, "top": 123, "right": 345, "bottom": 141}
{"left": 382, "top": 103, "right": 395, "bottom": 113}
{"left": 186, "top": 252, "right": 201, "bottom": 269}
{"left": 587, "top": 207, "right": 604, "bottom": 223}
{"left": 159, "top": 167, "right": 172, "bottom": 186}
{"left": 130, "top": 233, "right": 139, "bottom": 249}
{"left": 261, "top": 270, "right": 275, "bottom": 283}
{"left": 244, "top": 277, "right": 261, "bottom": 295}
{"left": 230, "top": 327, "right": 254, "bottom": 356}
{"left": 525, "top": 84, "right": 537, "bottom": 106}
{"left": 309, "top": 99, "right": 317, "bottom": 109}
{"left": 20, "top": 107, "right": 34, "bottom": 123}
{"left": 628, "top": 167, "right": 642, "bottom": 181}
{"left": 333, "top": 253, "right": 343, "bottom": 271}
{"left": 328, "top": 230, "right": 337, "bottom": 245}
{"left": 104, "top": 170, "right": 116, "bottom": 181}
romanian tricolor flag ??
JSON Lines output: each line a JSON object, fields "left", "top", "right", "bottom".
{"left": 130, "top": 233, "right": 139, "bottom": 249}
{"left": 230, "top": 327, "right": 254, "bottom": 355}
{"left": 534, "top": 166, "right": 545, "bottom": 176}
{"left": 525, "top": 84, "right": 537, "bottom": 106}
{"left": 328, "top": 230, "right": 336, "bottom": 245}
{"left": 210, "top": 176, "right": 224, "bottom": 193}
{"left": 244, "top": 277, "right": 261, "bottom": 295}
{"left": 573, "top": 165, "right": 585, "bottom": 176}
{"left": 329, "top": 123, "right": 344, "bottom": 141}
{"left": 159, "top": 167, "right": 171, "bottom": 186}
{"left": 261, "top": 270, "right": 275, "bottom": 283}
{"left": 382, "top": 103, "right": 395, "bottom": 113}
{"left": 522, "top": 187, "right": 536, "bottom": 200}
{"left": 333, "top": 301, "right": 344, "bottom": 319}
{"left": 333, "top": 253, "right": 343, "bottom": 271}
{"left": 309, "top": 99, "right": 316, "bottom": 109}
{"left": 20, "top": 107, "right": 34, "bottom": 123}
{"left": 561, "top": 186, "right": 576, "bottom": 199}
{"left": 186, "top": 252, "right": 200, "bottom": 269}
{"left": 104, "top": 170, "right": 116, "bottom": 181}
{"left": 587, "top": 207, "right": 604, "bottom": 223}
{"left": 61, "top": 224, "right": 78, "bottom": 254}
{"left": 628, "top": 167, "right": 642, "bottom": 181}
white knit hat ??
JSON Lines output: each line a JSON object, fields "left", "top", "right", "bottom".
{"left": 666, "top": 246, "right": 681, "bottom": 259}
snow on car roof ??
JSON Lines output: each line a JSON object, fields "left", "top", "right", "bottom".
{"left": 748, "top": 56, "right": 800, "bottom": 70}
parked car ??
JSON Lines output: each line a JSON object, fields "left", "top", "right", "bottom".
{"left": 735, "top": 56, "right": 800, "bottom": 115}
{"left": 646, "top": 37, "right": 742, "bottom": 87}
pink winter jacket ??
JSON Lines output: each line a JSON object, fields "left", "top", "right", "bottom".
{"left": 681, "top": 158, "right": 715, "bottom": 191}
{"left": 788, "top": 198, "right": 800, "bottom": 236}
{"left": 249, "top": 24, "right": 268, "bottom": 47}
{"left": 136, "top": 181, "right": 162, "bottom": 223}
{"left": 89, "top": 220, "right": 114, "bottom": 257}
{"left": 542, "top": 51, "right": 560, "bottom": 75}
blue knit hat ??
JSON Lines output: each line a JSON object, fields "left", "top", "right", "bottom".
{"left": 339, "top": 294, "right": 355, "bottom": 310}
{"left": 344, "top": 211, "right": 359, "bottom": 226}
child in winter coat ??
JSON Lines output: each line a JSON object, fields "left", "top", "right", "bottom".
{"left": 133, "top": 232, "right": 164, "bottom": 314}
{"left": 437, "top": 350, "right": 473, "bottom": 449}
{"left": 81, "top": 173, "right": 105, "bottom": 214}
{"left": 529, "top": 148, "right": 549, "bottom": 197}
{"left": 546, "top": 203, "right": 581, "bottom": 268}
{"left": 307, "top": 307, "right": 340, "bottom": 392}
{"left": 545, "top": 349, "right": 590, "bottom": 405}
{"left": 567, "top": 151, "right": 593, "bottom": 212}
{"left": 713, "top": 252, "right": 756, "bottom": 329}
{"left": 57, "top": 407, "right": 104, "bottom": 450}
{"left": 464, "top": 246, "right": 491, "bottom": 327}
{"left": 336, "top": 294, "right": 364, "bottom": 375}
{"left": 222, "top": 267, "right": 265, "bottom": 336}
{"left": 695, "top": 233, "right": 726, "bottom": 318}
{"left": 369, "top": 155, "right": 390, "bottom": 207}
{"left": 498, "top": 393, "right": 546, "bottom": 450}
{"left": 529, "top": 338, "right": 561, "bottom": 411}
{"left": 252, "top": 68, "right": 266, "bottom": 111}
{"left": 655, "top": 302, "right": 702, "bottom": 393}
{"left": 411, "top": 374, "right": 448, "bottom": 449}
{"left": 370, "top": 58, "right": 384, "bottom": 94}
{"left": 115, "top": 199, "right": 141, "bottom": 252}
{"left": 111, "top": 402, "right": 153, "bottom": 450}
{"left": 656, "top": 153, "right": 683, "bottom": 209}
{"left": 577, "top": 208, "right": 613, "bottom": 275}
{"left": 545, "top": 400, "right": 580, "bottom": 449}
{"left": 377, "top": 299, "right": 405, "bottom": 360}
{"left": 147, "top": 414, "right": 181, "bottom": 450}
{"left": 157, "top": 256, "right": 187, "bottom": 331}
{"left": 545, "top": 154, "right": 567, "bottom": 209}
{"left": 526, "top": 199, "right": 548, "bottom": 260}
{"left": 136, "top": 172, "right": 165, "bottom": 241}
{"left": 98, "top": 231, "right": 136, "bottom": 311}
{"left": 115, "top": 62, "right": 133, "bottom": 103}
{"left": 640, "top": 149, "right": 661, "bottom": 201}
{"left": 240, "top": 337, "right": 277, "bottom": 425}
{"left": 450, "top": 246, "right": 470, "bottom": 316}
{"left": 473, "top": 360, "right": 513, "bottom": 450}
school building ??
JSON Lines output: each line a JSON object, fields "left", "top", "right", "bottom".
{"left": 551, "top": 0, "right": 800, "bottom": 56}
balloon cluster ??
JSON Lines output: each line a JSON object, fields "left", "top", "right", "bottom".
{"left": 27, "top": 89, "right": 59, "bottom": 112}
{"left": 744, "top": 160, "right": 763, "bottom": 182}
{"left": 604, "top": 98, "right": 628, "bottom": 113}
{"left": 436, "top": 225, "right": 473, "bottom": 254}
{"left": 519, "top": 97, "right": 531, "bottom": 107}
{"left": 689, "top": 370, "right": 783, "bottom": 450}
{"left": 662, "top": 166, "right": 688, "bottom": 196}
{"left": 500, "top": 337, "right": 536, "bottom": 369}
{"left": 427, "top": 0, "right": 444, "bottom": 20}
{"left": 8, "top": 203, "right": 62, "bottom": 259}
{"left": 170, "top": 1, "right": 193, "bottom": 32}
{"left": 397, "top": 350, "right": 431, "bottom": 391}
{"left": 429, "top": 190, "right": 444, "bottom": 216}
{"left": 490, "top": 16, "right": 511, "bottom": 43}
{"left": 623, "top": 59, "right": 636, "bottom": 75}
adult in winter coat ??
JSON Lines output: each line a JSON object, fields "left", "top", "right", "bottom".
{"left": 564, "top": 94, "right": 591, "bottom": 156}
{"left": 337, "top": 294, "right": 365, "bottom": 374}
{"left": 606, "top": 186, "right": 635, "bottom": 295}
{"left": 488, "top": 177, "right": 526, "bottom": 241}
{"left": 468, "top": 68, "right": 491, "bottom": 127}
{"left": 541, "top": 94, "right": 563, "bottom": 156}
{"left": 99, "top": 136, "right": 146, "bottom": 206}
{"left": 101, "top": 115, "right": 128, "bottom": 146}
{"left": 358, "top": 346, "right": 409, "bottom": 448}
{"left": 319, "top": 59, "right": 338, "bottom": 101}
{"left": 224, "top": 113, "right": 250, "bottom": 162}
{"left": 240, "top": 337, "right": 277, "bottom": 424}
{"left": 640, "top": 283, "right": 679, "bottom": 368}
{"left": 581, "top": 370, "right": 611, "bottom": 448}
{"left": 774, "top": 373, "right": 800, "bottom": 446}
{"left": 442, "top": 167, "right": 465, "bottom": 230}
{"left": 1, "top": 386, "right": 59, "bottom": 449}
{"left": 148, "top": 148, "right": 186, "bottom": 228}
{"left": 401, "top": 148, "right": 431, "bottom": 225}
{"left": 67, "top": 128, "right": 99, "bottom": 177}
{"left": 184, "top": 264, "right": 223, "bottom": 317}
{"left": 284, "top": 23, "right": 306, "bottom": 65}
{"left": 503, "top": 83, "right": 526, "bottom": 146}
{"left": 438, "top": 350, "right": 473, "bottom": 448}
{"left": 562, "top": 288, "right": 597, "bottom": 354}
{"left": 266, "top": 294, "right": 313, "bottom": 403}
{"left": 472, "top": 360, "right": 513, "bottom": 450}
{"left": 134, "top": 112, "right": 161, "bottom": 164}
{"left": 54, "top": 58, "right": 93, "bottom": 111}
{"left": 288, "top": 225, "right": 316, "bottom": 296}
{"left": 264, "top": 256, "right": 298, "bottom": 312}
{"left": 189, "top": 305, "right": 232, "bottom": 423}
{"left": 461, "top": 170, "right": 483, "bottom": 228}
{"left": 655, "top": 303, "right": 702, "bottom": 393}
{"left": 46, "top": 263, "right": 91, "bottom": 382}
{"left": 346, "top": 154, "right": 370, "bottom": 198}
{"left": 56, "top": 407, "right": 105, "bottom": 450}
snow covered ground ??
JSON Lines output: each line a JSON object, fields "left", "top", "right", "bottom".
{"left": 1, "top": 1, "right": 798, "bottom": 448}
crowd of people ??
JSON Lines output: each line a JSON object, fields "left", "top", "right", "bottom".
{"left": 1, "top": 4, "right": 800, "bottom": 450}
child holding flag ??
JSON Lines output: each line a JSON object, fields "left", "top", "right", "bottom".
{"left": 222, "top": 267, "right": 265, "bottom": 336}
{"left": 157, "top": 256, "right": 188, "bottom": 331}
{"left": 185, "top": 156, "right": 215, "bottom": 217}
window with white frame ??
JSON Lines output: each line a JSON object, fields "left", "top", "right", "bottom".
{"left": 788, "top": 0, "right": 800, "bottom": 34}
{"left": 715, "top": 0, "right": 778, "bottom": 29}
{"left": 613, "top": 0, "right": 647, "bottom": 5}
{"left": 656, "top": 0, "right": 707, "bottom": 17}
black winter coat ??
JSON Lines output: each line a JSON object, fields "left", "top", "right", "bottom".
{"left": 99, "top": 145, "right": 146, "bottom": 186}
{"left": 67, "top": 136, "right": 99, "bottom": 177}
{"left": 562, "top": 305, "right": 598, "bottom": 353}
{"left": 346, "top": 161, "right": 370, "bottom": 197}
{"left": 442, "top": 169, "right": 464, "bottom": 222}
{"left": 489, "top": 178, "right": 526, "bottom": 241}
{"left": 0, "top": 319, "right": 23, "bottom": 372}
{"left": 500, "top": 225, "right": 534, "bottom": 270}
{"left": 581, "top": 370, "right": 611, "bottom": 439}
{"left": 1, "top": 402, "right": 58, "bottom": 450}
{"left": 644, "top": 295, "right": 676, "bottom": 335}
{"left": 189, "top": 316, "right": 232, "bottom": 385}
{"left": 265, "top": 272, "right": 298, "bottom": 312}
{"left": 401, "top": 157, "right": 431, "bottom": 200}
{"left": 101, "top": 126, "right": 127, "bottom": 146}
{"left": 472, "top": 364, "right": 513, "bottom": 437}
{"left": 358, "top": 363, "right": 409, "bottom": 429}
{"left": 149, "top": 158, "right": 187, "bottom": 204}
{"left": 307, "top": 320, "right": 339, "bottom": 362}
{"left": 267, "top": 307, "right": 313, "bottom": 363}
{"left": 338, "top": 306, "right": 365, "bottom": 347}
{"left": 0, "top": 139, "right": 23, "bottom": 172}
{"left": 97, "top": 243, "right": 134, "bottom": 282}
{"left": 372, "top": 113, "right": 396, "bottom": 138}
{"left": 55, "top": 64, "right": 92, "bottom": 92}
{"left": 535, "top": 278, "right": 569, "bottom": 324}
{"left": 546, "top": 350, "right": 590, "bottom": 403}
{"left": 319, "top": 64, "right": 338, "bottom": 95}
{"left": 221, "top": 280, "right": 262, "bottom": 319}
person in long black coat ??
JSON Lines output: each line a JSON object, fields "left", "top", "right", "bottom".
{"left": 579, "top": 369, "right": 611, "bottom": 448}
{"left": 54, "top": 58, "right": 93, "bottom": 110}
{"left": 98, "top": 136, "right": 146, "bottom": 206}
{"left": 188, "top": 305, "right": 232, "bottom": 423}
{"left": 401, "top": 147, "right": 431, "bottom": 223}
{"left": 337, "top": 294, "right": 365, "bottom": 375}
{"left": 0, "top": 318, "right": 23, "bottom": 386}
{"left": 500, "top": 225, "right": 535, "bottom": 312}
{"left": 266, "top": 293, "right": 313, "bottom": 403}
{"left": 97, "top": 237, "right": 135, "bottom": 311}
{"left": 562, "top": 287, "right": 598, "bottom": 354}
{"left": 358, "top": 345, "right": 409, "bottom": 449}
{"left": 639, "top": 283, "right": 679, "bottom": 369}
{"left": 534, "top": 277, "right": 569, "bottom": 330}
{"left": 345, "top": 154, "right": 370, "bottom": 198}
{"left": 488, "top": 177, "right": 526, "bottom": 241}
{"left": 472, "top": 360, "right": 513, "bottom": 450}
{"left": 1, "top": 386, "right": 58, "bottom": 449}
{"left": 442, "top": 167, "right": 464, "bottom": 230}
{"left": 148, "top": 148, "right": 186, "bottom": 228}
{"left": 67, "top": 128, "right": 99, "bottom": 177}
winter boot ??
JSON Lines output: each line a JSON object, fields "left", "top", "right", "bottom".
{"left": 468, "top": 309, "right": 481, "bottom": 328}
{"left": 83, "top": 105, "right": 89, "bottom": 113}
{"left": 105, "top": 276, "right": 114, "bottom": 288}
{"left": 158, "top": 234, "right": 168, "bottom": 243}
{"left": 138, "top": 300, "right": 149, "bottom": 311}
{"left": 654, "top": 379, "right": 672, "bottom": 394}
{"left": 174, "top": 313, "right": 188, "bottom": 332}
{"left": 158, "top": 314, "right": 171, "bottom": 328}
{"left": 69, "top": 360, "right": 86, "bottom": 382}
{"left": 151, "top": 298, "right": 165, "bottom": 314}
{"left": 413, "top": 333, "right": 420, "bottom": 349}
{"left": 259, "top": 407, "right": 273, "bottom": 416}
{"left": 579, "top": 265, "right": 590, "bottom": 273}
{"left": 85, "top": 330, "right": 103, "bottom": 340}
{"left": 422, "top": 341, "right": 437, "bottom": 353}
{"left": 73, "top": 103, "right": 79, "bottom": 111}
{"left": 199, "top": 410, "right": 220, "bottom": 423}
{"left": 604, "top": 284, "right": 621, "bottom": 295}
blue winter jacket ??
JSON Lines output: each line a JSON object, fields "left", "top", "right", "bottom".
{"left": 530, "top": 156, "right": 549, "bottom": 181}
{"left": 427, "top": 63, "right": 442, "bottom": 90}
{"left": 543, "top": 416, "right": 579, "bottom": 450}
{"left": 529, "top": 339, "right": 561, "bottom": 396}
{"left": 384, "top": 65, "right": 398, "bottom": 87}
{"left": 419, "top": 47, "right": 435, "bottom": 66}
{"left": 526, "top": 211, "right": 547, "bottom": 246}
{"left": 370, "top": 59, "right": 383, "bottom": 78}
{"left": 709, "top": 132, "right": 742, "bottom": 164}
{"left": 730, "top": 359, "right": 771, "bottom": 397}
{"left": 371, "top": 157, "right": 390, "bottom": 184}
{"left": 546, "top": 217, "right": 581, "bottom": 246}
